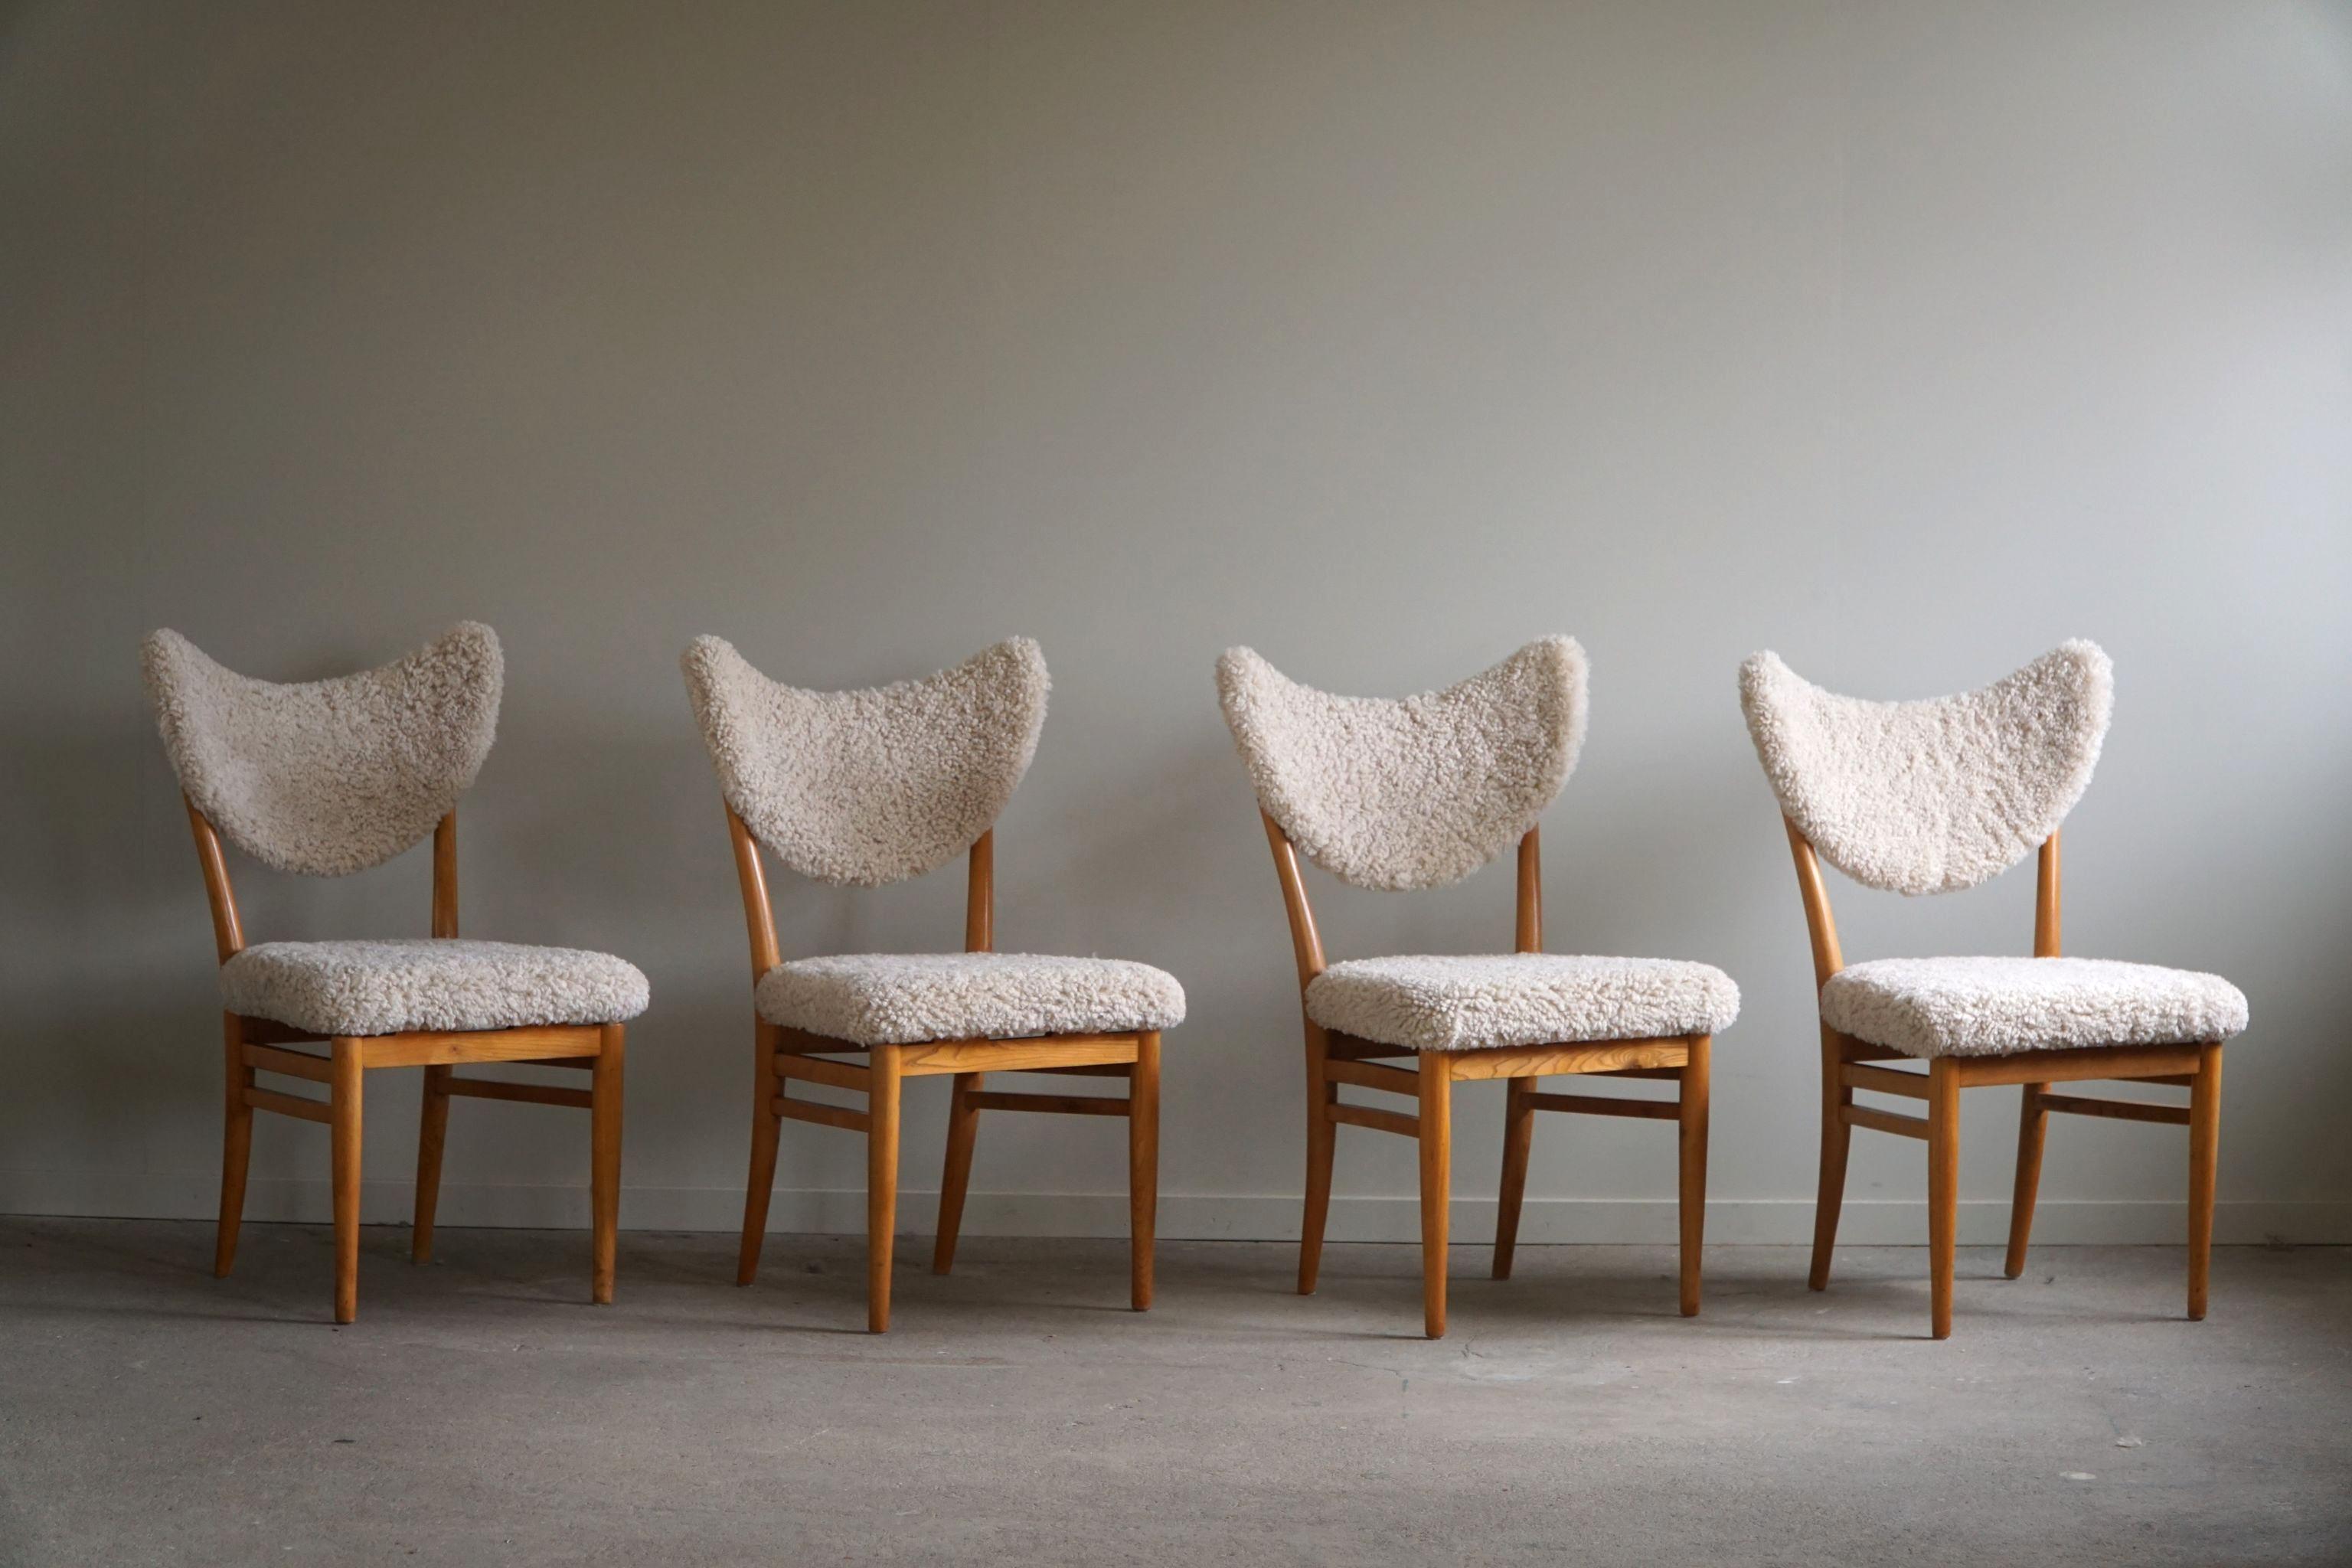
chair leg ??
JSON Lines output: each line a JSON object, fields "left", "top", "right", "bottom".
{"left": 1492, "top": 1076, "right": 1535, "bottom": 1280}
{"left": 2188, "top": 1043, "right": 2223, "bottom": 1321}
{"left": 215, "top": 1015, "right": 254, "bottom": 1279}
{"left": 412, "top": 1065, "right": 452, "bottom": 1264}
{"left": 1298, "top": 1027, "right": 1336, "bottom": 1295}
{"left": 736, "top": 1027, "right": 782, "bottom": 1287}
{"left": 867, "top": 1044, "right": 903, "bottom": 1333}
{"left": 328, "top": 1038, "right": 364, "bottom": 1325}
{"left": 589, "top": 1023, "right": 625, "bottom": 1305}
{"left": 1808, "top": 1030, "right": 1853, "bottom": 1291}
{"left": 933, "top": 1072, "right": 982, "bottom": 1275}
{"left": 1678, "top": 1034, "right": 1712, "bottom": 1317}
{"left": 1129, "top": 1033, "right": 1161, "bottom": 1312}
{"left": 1926, "top": 1059, "right": 1959, "bottom": 1341}
{"left": 1418, "top": 1052, "right": 1453, "bottom": 1340}
{"left": 2004, "top": 1082, "right": 2048, "bottom": 1279}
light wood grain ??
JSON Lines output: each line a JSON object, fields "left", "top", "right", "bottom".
{"left": 867, "top": 1044, "right": 903, "bottom": 1334}
{"left": 1328, "top": 1102, "right": 1420, "bottom": 1138}
{"left": 589, "top": 1022, "right": 624, "bottom": 1305}
{"left": 359, "top": 1026, "right": 605, "bottom": 1069}
{"left": 329, "top": 1039, "right": 363, "bottom": 1325}
{"left": 2004, "top": 1082, "right": 2047, "bottom": 1279}
{"left": 2189, "top": 1043, "right": 2223, "bottom": 1320}
{"left": 965, "top": 831, "right": 994, "bottom": 954}
{"left": 1446, "top": 1038, "right": 1690, "bottom": 1082}
{"left": 1515, "top": 828, "right": 1541, "bottom": 954}
{"left": 898, "top": 1037, "right": 1139, "bottom": 1076}
{"left": 431, "top": 812, "right": 459, "bottom": 939}
{"left": 1129, "top": 1032, "right": 1160, "bottom": 1311}
{"left": 1927, "top": 1060, "right": 1959, "bottom": 1341}
{"left": 1678, "top": 1033, "right": 1710, "bottom": 1317}
{"left": 1418, "top": 1053, "right": 1453, "bottom": 1340}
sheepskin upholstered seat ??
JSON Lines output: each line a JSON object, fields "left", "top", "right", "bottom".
{"left": 1217, "top": 639, "right": 1587, "bottom": 891}
{"left": 1306, "top": 954, "right": 1739, "bottom": 1053}
{"left": 1740, "top": 641, "right": 2113, "bottom": 896}
{"left": 1821, "top": 956, "right": 2247, "bottom": 1060}
{"left": 682, "top": 635, "right": 1049, "bottom": 888}
{"left": 219, "top": 939, "right": 649, "bottom": 1038}
{"left": 757, "top": 953, "right": 1185, "bottom": 1047}
{"left": 142, "top": 624, "right": 504, "bottom": 877}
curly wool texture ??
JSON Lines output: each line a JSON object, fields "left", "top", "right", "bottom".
{"left": 220, "top": 939, "right": 649, "bottom": 1038}
{"left": 1217, "top": 638, "right": 1587, "bottom": 891}
{"left": 684, "top": 636, "right": 1048, "bottom": 887}
{"left": 142, "top": 624, "right": 502, "bottom": 877}
{"left": 1821, "top": 956, "right": 2246, "bottom": 1059}
{"left": 1740, "top": 642, "right": 2113, "bottom": 896}
{"left": 1305, "top": 953, "right": 1740, "bottom": 1053}
{"left": 758, "top": 952, "right": 1186, "bottom": 1047}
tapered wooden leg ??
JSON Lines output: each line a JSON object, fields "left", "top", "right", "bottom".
{"left": 867, "top": 1044, "right": 903, "bottom": 1333}
{"left": 1418, "top": 1052, "right": 1453, "bottom": 1340}
{"left": 215, "top": 1015, "right": 254, "bottom": 1279}
{"left": 411, "top": 1065, "right": 452, "bottom": 1264}
{"left": 1808, "top": 1030, "right": 1854, "bottom": 1291}
{"left": 2188, "top": 1043, "right": 2223, "bottom": 1321}
{"left": 1298, "top": 1027, "right": 1336, "bottom": 1295}
{"left": 328, "top": 1038, "right": 364, "bottom": 1325}
{"left": 1926, "top": 1059, "right": 1959, "bottom": 1341}
{"left": 1678, "top": 1034, "right": 1712, "bottom": 1317}
{"left": 933, "top": 1072, "right": 982, "bottom": 1275}
{"left": 1129, "top": 1032, "right": 1161, "bottom": 1311}
{"left": 2004, "top": 1081, "right": 2047, "bottom": 1279}
{"left": 589, "top": 1023, "right": 624, "bottom": 1305}
{"left": 737, "top": 1026, "right": 782, "bottom": 1286}
{"left": 1492, "top": 1076, "right": 1535, "bottom": 1280}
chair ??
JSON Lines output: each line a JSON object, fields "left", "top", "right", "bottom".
{"left": 142, "top": 622, "right": 648, "bottom": 1324}
{"left": 1219, "top": 638, "right": 1739, "bottom": 1339}
{"left": 1741, "top": 640, "right": 2249, "bottom": 1339}
{"left": 684, "top": 635, "right": 1183, "bottom": 1332}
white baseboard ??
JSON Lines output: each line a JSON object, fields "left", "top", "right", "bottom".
{"left": 2, "top": 1171, "right": 2344, "bottom": 1245}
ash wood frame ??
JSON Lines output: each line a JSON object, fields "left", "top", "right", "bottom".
{"left": 1261, "top": 813, "right": 1710, "bottom": 1340}
{"left": 1784, "top": 820, "right": 2224, "bottom": 1339}
{"left": 185, "top": 798, "right": 624, "bottom": 1325}
{"left": 724, "top": 806, "right": 1161, "bottom": 1333}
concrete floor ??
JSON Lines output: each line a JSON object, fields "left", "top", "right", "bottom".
{"left": 2, "top": 1220, "right": 2347, "bottom": 1566}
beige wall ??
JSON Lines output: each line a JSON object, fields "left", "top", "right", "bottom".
{"left": 5, "top": 1, "right": 2349, "bottom": 1244}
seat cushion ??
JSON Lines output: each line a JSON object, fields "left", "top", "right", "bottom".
{"left": 1821, "top": 956, "right": 2248, "bottom": 1059}
{"left": 1305, "top": 954, "right": 1739, "bottom": 1053}
{"left": 220, "top": 939, "right": 649, "bottom": 1037}
{"left": 758, "top": 952, "right": 1186, "bottom": 1046}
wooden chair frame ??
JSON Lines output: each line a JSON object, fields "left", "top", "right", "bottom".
{"left": 1785, "top": 819, "right": 2224, "bottom": 1339}
{"left": 188, "top": 797, "right": 624, "bottom": 1325}
{"left": 1261, "top": 813, "right": 1710, "bottom": 1340}
{"left": 724, "top": 807, "right": 1160, "bottom": 1333}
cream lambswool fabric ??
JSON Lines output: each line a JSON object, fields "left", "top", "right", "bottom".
{"left": 142, "top": 623, "right": 503, "bottom": 877}
{"left": 1307, "top": 954, "right": 1739, "bottom": 1053}
{"left": 1821, "top": 956, "right": 2247, "bottom": 1058}
{"left": 683, "top": 636, "right": 1049, "bottom": 887}
{"left": 220, "top": 939, "right": 649, "bottom": 1037}
{"left": 1217, "top": 638, "right": 1587, "bottom": 891}
{"left": 759, "top": 953, "right": 1185, "bottom": 1046}
{"left": 1740, "top": 641, "right": 2113, "bottom": 896}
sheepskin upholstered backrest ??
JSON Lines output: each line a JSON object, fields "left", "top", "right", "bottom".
{"left": 1218, "top": 638, "right": 1589, "bottom": 892}
{"left": 142, "top": 623, "right": 504, "bottom": 877}
{"left": 683, "top": 635, "right": 1050, "bottom": 888}
{"left": 1740, "top": 640, "right": 2114, "bottom": 897}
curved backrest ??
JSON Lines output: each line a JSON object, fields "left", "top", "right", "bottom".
{"left": 1217, "top": 637, "right": 1588, "bottom": 891}
{"left": 1740, "top": 640, "right": 2113, "bottom": 896}
{"left": 683, "top": 635, "right": 1050, "bottom": 887}
{"left": 142, "top": 623, "right": 503, "bottom": 877}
